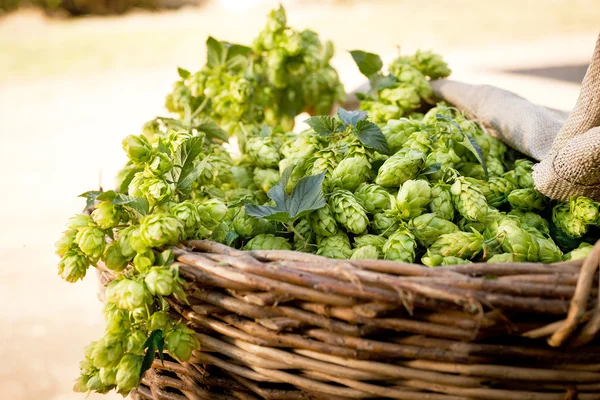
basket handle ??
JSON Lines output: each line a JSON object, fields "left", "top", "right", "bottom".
{"left": 548, "top": 239, "right": 600, "bottom": 347}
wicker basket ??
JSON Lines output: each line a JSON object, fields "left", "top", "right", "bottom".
{"left": 97, "top": 239, "right": 600, "bottom": 400}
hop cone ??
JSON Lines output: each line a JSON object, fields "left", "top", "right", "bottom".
{"left": 451, "top": 177, "right": 488, "bottom": 222}
{"left": 508, "top": 210, "right": 550, "bottom": 236}
{"left": 429, "top": 183, "right": 454, "bottom": 221}
{"left": 403, "top": 50, "right": 451, "bottom": 79}
{"left": 395, "top": 179, "right": 431, "bottom": 220}
{"left": 316, "top": 232, "right": 353, "bottom": 259}
{"left": 458, "top": 163, "right": 486, "bottom": 180}
{"left": 403, "top": 131, "right": 431, "bottom": 154}
{"left": 424, "top": 147, "right": 460, "bottom": 179}
{"left": 487, "top": 176, "right": 515, "bottom": 207}
{"left": 514, "top": 159, "right": 534, "bottom": 188}
{"left": 487, "top": 253, "right": 516, "bottom": 263}
{"left": 375, "top": 149, "right": 425, "bottom": 187}
{"left": 293, "top": 218, "right": 315, "bottom": 252}
{"left": 197, "top": 199, "right": 228, "bottom": 230}
{"left": 58, "top": 249, "right": 90, "bottom": 282}
{"left": 75, "top": 226, "right": 106, "bottom": 263}
{"left": 115, "top": 354, "right": 143, "bottom": 394}
{"left": 422, "top": 252, "right": 471, "bottom": 267}
{"left": 552, "top": 203, "right": 588, "bottom": 238}
{"left": 372, "top": 212, "right": 400, "bottom": 237}
{"left": 379, "top": 84, "right": 421, "bottom": 111}
{"left": 486, "top": 157, "right": 505, "bottom": 177}
{"left": 91, "top": 201, "right": 121, "bottom": 230}
{"left": 310, "top": 149, "right": 339, "bottom": 181}
{"left": 144, "top": 267, "right": 174, "bottom": 296}
{"left": 170, "top": 201, "right": 200, "bottom": 237}
{"left": 497, "top": 219, "right": 540, "bottom": 262}
{"left": 382, "top": 229, "right": 417, "bottom": 262}
{"left": 55, "top": 229, "right": 77, "bottom": 258}
{"left": 564, "top": 243, "right": 594, "bottom": 261}
{"left": 409, "top": 213, "right": 459, "bottom": 247}
{"left": 308, "top": 206, "right": 338, "bottom": 237}
{"left": 253, "top": 168, "right": 280, "bottom": 193}
{"left": 570, "top": 196, "right": 599, "bottom": 224}
{"left": 507, "top": 188, "right": 547, "bottom": 211}
{"left": 233, "top": 207, "right": 274, "bottom": 238}
{"left": 166, "top": 323, "right": 200, "bottom": 362}
{"left": 429, "top": 231, "right": 483, "bottom": 260}
{"left": 382, "top": 118, "right": 421, "bottom": 153}
{"left": 351, "top": 245, "right": 379, "bottom": 260}
{"left": 328, "top": 189, "right": 369, "bottom": 234}
{"left": 148, "top": 310, "right": 171, "bottom": 332}
{"left": 122, "top": 135, "right": 152, "bottom": 164}
{"left": 140, "top": 213, "right": 182, "bottom": 248}
{"left": 458, "top": 217, "right": 485, "bottom": 234}
{"left": 244, "top": 234, "right": 292, "bottom": 251}
{"left": 231, "top": 166, "right": 254, "bottom": 189}
{"left": 102, "top": 242, "right": 129, "bottom": 272}
{"left": 536, "top": 237, "right": 563, "bottom": 263}
{"left": 245, "top": 137, "right": 281, "bottom": 168}
{"left": 354, "top": 183, "right": 391, "bottom": 214}
{"left": 354, "top": 234, "right": 387, "bottom": 252}
{"left": 109, "top": 279, "right": 152, "bottom": 311}
{"left": 330, "top": 156, "right": 371, "bottom": 191}
{"left": 125, "top": 330, "right": 147, "bottom": 355}
{"left": 133, "top": 249, "right": 155, "bottom": 272}
{"left": 92, "top": 334, "right": 124, "bottom": 369}
{"left": 145, "top": 152, "right": 173, "bottom": 177}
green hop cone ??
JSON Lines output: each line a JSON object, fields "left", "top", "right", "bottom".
{"left": 457, "top": 217, "right": 486, "bottom": 234}
{"left": 395, "top": 179, "right": 431, "bottom": 220}
{"left": 451, "top": 177, "right": 488, "bottom": 222}
{"left": 508, "top": 210, "right": 550, "bottom": 236}
{"left": 85, "top": 373, "right": 109, "bottom": 393}
{"left": 293, "top": 218, "right": 315, "bottom": 252}
{"left": 197, "top": 199, "right": 228, "bottom": 229}
{"left": 328, "top": 189, "right": 369, "bottom": 234}
{"left": 353, "top": 234, "right": 387, "bottom": 253}
{"left": 422, "top": 252, "right": 471, "bottom": 267}
{"left": 91, "top": 201, "right": 121, "bottom": 230}
{"left": 75, "top": 226, "right": 106, "bottom": 263}
{"left": 535, "top": 236, "right": 563, "bottom": 264}
{"left": 170, "top": 201, "right": 200, "bottom": 236}
{"left": 233, "top": 207, "right": 274, "bottom": 237}
{"left": 496, "top": 219, "right": 540, "bottom": 262}
{"left": 99, "top": 367, "right": 117, "bottom": 387}
{"left": 145, "top": 152, "right": 173, "bottom": 176}
{"left": 513, "top": 159, "right": 535, "bottom": 189}
{"left": 487, "top": 253, "right": 516, "bottom": 263}
{"left": 245, "top": 137, "right": 281, "bottom": 168}
{"left": 104, "top": 307, "right": 131, "bottom": 334}
{"left": 486, "top": 176, "right": 515, "bottom": 207}
{"left": 316, "top": 232, "right": 353, "bottom": 259}
{"left": 570, "top": 196, "right": 600, "bottom": 224}
{"left": 351, "top": 245, "right": 379, "bottom": 260}
{"left": 507, "top": 188, "right": 547, "bottom": 212}
{"left": 144, "top": 177, "right": 174, "bottom": 205}
{"left": 58, "top": 248, "right": 90, "bottom": 282}
{"left": 145, "top": 266, "right": 174, "bottom": 296}
{"left": 68, "top": 214, "right": 94, "bottom": 230}
{"left": 133, "top": 249, "right": 155, "bottom": 272}
{"left": 102, "top": 242, "right": 129, "bottom": 272}
{"left": 309, "top": 149, "right": 340, "bottom": 183}
{"left": 372, "top": 212, "right": 400, "bottom": 237}
{"left": 403, "top": 131, "right": 431, "bottom": 154}
{"left": 308, "top": 206, "right": 338, "bottom": 237}
{"left": 55, "top": 229, "right": 77, "bottom": 257}
{"left": 244, "top": 234, "right": 292, "bottom": 251}
{"left": 458, "top": 163, "right": 486, "bottom": 180}
{"left": 231, "top": 166, "right": 254, "bottom": 189}
{"left": 382, "top": 229, "right": 417, "bottom": 262}
{"left": 389, "top": 63, "right": 433, "bottom": 100}
{"left": 429, "top": 231, "right": 483, "bottom": 260}
{"left": 122, "top": 135, "right": 153, "bottom": 164}
{"left": 140, "top": 213, "right": 182, "bottom": 248}
{"left": 148, "top": 310, "right": 171, "bottom": 331}
{"left": 330, "top": 156, "right": 371, "bottom": 191}
{"left": 429, "top": 183, "right": 454, "bottom": 221}
{"left": 564, "top": 243, "right": 594, "bottom": 261}
{"left": 379, "top": 84, "right": 421, "bottom": 111}
{"left": 405, "top": 50, "right": 451, "bottom": 79}
{"left": 424, "top": 147, "right": 460, "bottom": 179}
{"left": 92, "top": 333, "right": 124, "bottom": 369}
{"left": 125, "top": 330, "right": 148, "bottom": 355}
{"left": 408, "top": 213, "right": 459, "bottom": 247}
{"left": 552, "top": 203, "right": 588, "bottom": 239}
{"left": 486, "top": 157, "right": 505, "bottom": 176}
{"left": 253, "top": 167, "right": 280, "bottom": 193}
{"left": 375, "top": 149, "right": 425, "bottom": 187}
{"left": 110, "top": 279, "right": 151, "bottom": 311}
{"left": 166, "top": 323, "right": 200, "bottom": 362}
{"left": 73, "top": 375, "right": 90, "bottom": 393}
{"left": 117, "top": 226, "right": 137, "bottom": 258}
{"left": 382, "top": 118, "right": 421, "bottom": 153}
{"left": 115, "top": 354, "right": 143, "bottom": 394}
{"left": 354, "top": 183, "right": 391, "bottom": 214}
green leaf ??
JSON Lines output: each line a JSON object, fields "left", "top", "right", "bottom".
{"left": 349, "top": 50, "right": 383, "bottom": 78}
{"left": 97, "top": 190, "right": 118, "bottom": 201}
{"left": 287, "top": 172, "right": 326, "bottom": 219}
{"left": 178, "top": 156, "right": 209, "bottom": 191}
{"left": 172, "top": 136, "right": 205, "bottom": 189}
{"left": 79, "top": 190, "right": 102, "bottom": 210}
{"left": 304, "top": 115, "right": 338, "bottom": 136}
{"left": 225, "top": 55, "right": 249, "bottom": 71}
{"left": 194, "top": 117, "right": 228, "bottom": 143}
{"left": 206, "top": 36, "right": 226, "bottom": 68}
{"left": 112, "top": 194, "right": 149, "bottom": 218}
{"left": 337, "top": 108, "right": 367, "bottom": 127}
{"left": 421, "top": 163, "right": 442, "bottom": 175}
{"left": 226, "top": 43, "right": 252, "bottom": 60}
{"left": 354, "top": 120, "right": 390, "bottom": 154}
{"left": 141, "top": 330, "right": 164, "bottom": 376}
{"left": 177, "top": 67, "right": 190, "bottom": 79}
{"left": 225, "top": 231, "right": 239, "bottom": 246}
{"left": 436, "top": 114, "right": 488, "bottom": 180}
{"left": 155, "top": 250, "right": 174, "bottom": 267}
{"left": 244, "top": 205, "right": 290, "bottom": 223}
{"left": 369, "top": 73, "right": 396, "bottom": 92}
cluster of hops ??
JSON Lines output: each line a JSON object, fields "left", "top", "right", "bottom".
{"left": 351, "top": 49, "right": 451, "bottom": 124}
{"left": 165, "top": 6, "right": 345, "bottom": 136}
{"left": 57, "top": 9, "right": 600, "bottom": 397}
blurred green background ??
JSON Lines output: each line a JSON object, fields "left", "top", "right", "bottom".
{"left": 0, "top": 1, "right": 598, "bottom": 399}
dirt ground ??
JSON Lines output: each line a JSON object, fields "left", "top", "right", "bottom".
{"left": 0, "top": 1, "right": 598, "bottom": 398}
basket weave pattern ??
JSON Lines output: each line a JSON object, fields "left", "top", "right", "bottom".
{"left": 98, "top": 239, "right": 600, "bottom": 400}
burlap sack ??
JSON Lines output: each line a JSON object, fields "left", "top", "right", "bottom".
{"left": 431, "top": 34, "right": 600, "bottom": 201}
